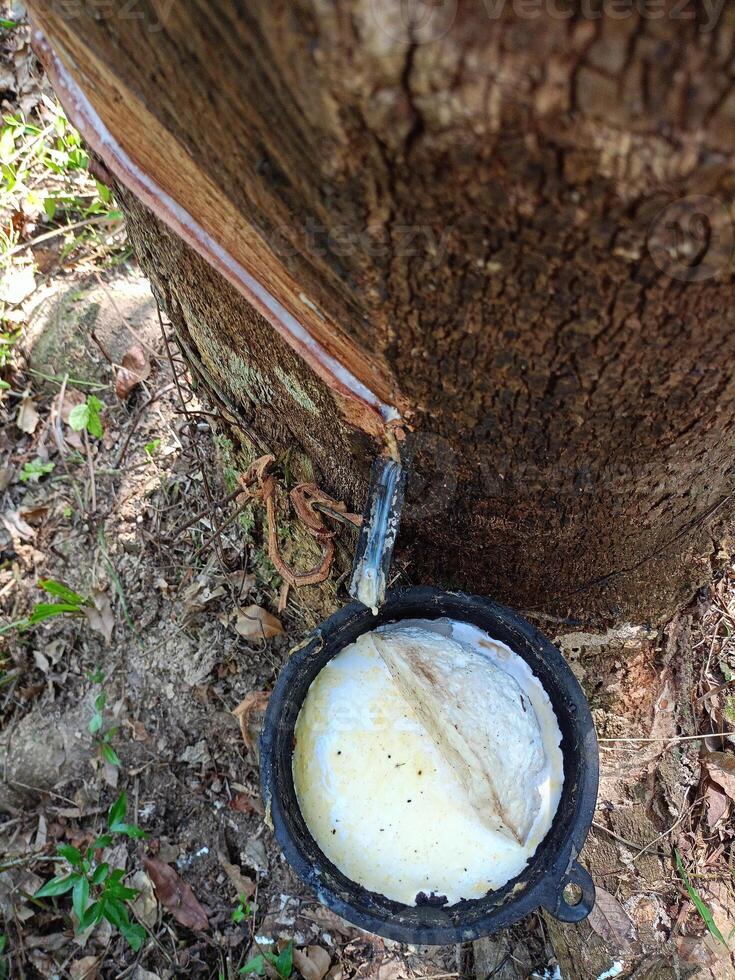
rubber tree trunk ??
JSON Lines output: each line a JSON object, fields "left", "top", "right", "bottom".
{"left": 28, "top": 0, "right": 735, "bottom": 627}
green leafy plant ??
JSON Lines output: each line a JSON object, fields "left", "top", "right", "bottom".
{"left": 1, "top": 103, "right": 126, "bottom": 275}
{"left": 26, "top": 579, "right": 89, "bottom": 625}
{"left": 231, "top": 894, "right": 252, "bottom": 925}
{"left": 35, "top": 793, "right": 147, "bottom": 950}
{"left": 41, "top": 111, "right": 89, "bottom": 176}
{"left": 144, "top": 438, "right": 161, "bottom": 458}
{"left": 675, "top": 849, "right": 728, "bottom": 947}
{"left": 240, "top": 941, "right": 293, "bottom": 978}
{"left": 69, "top": 394, "right": 104, "bottom": 439}
{"left": 0, "top": 325, "right": 20, "bottom": 397}
{"left": 0, "top": 325, "right": 20, "bottom": 370}
{"left": 19, "top": 459, "right": 55, "bottom": 483}
{"left": 88, "top": 674, "right": 121, "bottom": 768}
{"left": 0, "top": 579, "right": 91, "bottom": 637}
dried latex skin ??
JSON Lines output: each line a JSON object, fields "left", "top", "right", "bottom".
{"left": 367, "top": 627, "right": 546, "bottom": 845}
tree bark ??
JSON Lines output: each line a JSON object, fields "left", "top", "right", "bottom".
{"left": 27, "top": 0, "right": 735, "bottom": 626}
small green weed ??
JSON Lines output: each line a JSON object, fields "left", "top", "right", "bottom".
{"left": 231, "top": 894, "right": 253, "bottom": 925}
{"left": 26, "top": 578, "right": 89, "bottom": 625}
{"left": 0, "top": 579, "right": 91, "bottom": 636}
{"left": 0, "top": 325, "right": 20, "bottom": 369}
{"left": 240, "top": 941, "right": 293, "bottom": 978}
{"left": 35, "top": 792, "right": 148, "bottom": 950}
{"left": 675, "top": 849, "right": 728, "bottom": 947}
{"left": 19, "top": 459, "right": 55, "bottom": 483}
{"left": 69, "top": 394, "right": 104, "bottom": 438}
{"left": 88, "top": 672, "right": 121, "bottom": 768}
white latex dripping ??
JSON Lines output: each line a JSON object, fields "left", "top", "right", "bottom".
{"left": 366, "top": 627, "right": 546, "bottom": 845}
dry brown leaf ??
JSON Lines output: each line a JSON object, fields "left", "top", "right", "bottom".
{"left": 703, "top": 751, "right": 735, "bottom": 801}
{"left": 374, "top": 956, "right": 404, "bottom": 980}
{"left": 675, "top": 936, "right": 719, "bottom": 970}
{"left": 182, "top": 579, "right": 226, "bottom": 620}
{"left": 127, "top": 719, "right": 149, "bottom": 742}
{"left": 115, "top": 345, "right": 151, "bottom": 400}
{"left": 26, "top": 933, "right": 70, "bottom": 952}
{"left": 142, "top": 856, "right": 209, "bottom": 931}
{"left": 69, "top": 955, "right": 100, "bottom": 980}
{"left": 65, "top": 428, "right": 84, "bottom": 451}
{"left": 704, "top": 782, "right": 730, "bottom": 830}
{"left": 20, "top": 504, "right": 49, "bottom": 525}
{"left": 293, "top": 946, "right": 331, "bottom": 980}
{"left": 232, "top": 691, "right": 270, "bottom": 752}
{"left": 131, "top": 969, "right": 162, "bottom": 980}
{"left": 586, "top": 887, "right": 635, "bottom": 948}
{"left": 129, "top": 870, "right": 158, "bottom": 929}
{"left": 234, "top": 604, "right": 283, "bottom": 640}
{"left": 17, "top": 395, "right": 40, "bottom": 434}
{"left": 1, "top": 508, "right": 35, "bottom": 541}
{"left": 224, "top": 570, "right": 256, "bottom": 595}
{"left": 229, "top": 792, "right": 263, "bottom": 815}
{"left": 217, "top": 850, "right": 256, "bottom": 899}
{"left": 301, "top": 906, "right": 357, "bottom": 938}
{"left": 82, "top": 589, "right": 114, "bottom": 644}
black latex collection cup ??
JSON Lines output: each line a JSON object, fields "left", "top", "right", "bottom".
{"left": 260, "top": 586, "right": 599, "bottom": 944}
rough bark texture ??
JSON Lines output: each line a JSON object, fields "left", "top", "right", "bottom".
{"left": 28, "top": 0, "right": 735, "bottom": 626}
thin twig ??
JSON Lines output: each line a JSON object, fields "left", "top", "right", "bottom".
{"left": 96, "top": 271, "right": 160, "bottom": 360}
{"left": 592, "top": 820, "right": 668, "bottom": 861}
{"left": 54, "top": 372, "right": 68, "bottom": 451}
{"left": 162, "top": 485, "right": 243, "bottom": 542}
{"left": 27, "top": 367, "right": 108, "bottom": 389}
{"left": 158, "top": 305, "right": 228, "bottom": 571}
{"left": 632, "top": 803, "right": 695, "bottom": 861}
{"left": 694, "top": 679, "right": 735, "bottom": 705}
{"left": 0, "top": 854, "right": 65, "bottom": 873}
{"left": 599, "top": 732, "right": 735, "bottom": 744}
{"left": 83, "top": 427, "right": 97, "bottom": 513}
{"left": 115, "top": 383, "right": 174, "bottom": 467}
{"left": 192, "top": 498, "right": 251, "bottom": 561}
{"left": 90, "top": 328, "right": 114, "bottom": 366}
{"left": 2, "top": 213, "right": 122, "bottom": 259}
{"left": 50, "top": 373, "right": 85, "bottom": 513}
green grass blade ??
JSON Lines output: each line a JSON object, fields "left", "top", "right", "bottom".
{"left": 675, "top": 850, "right": 728, "bottom": 947}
